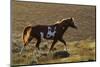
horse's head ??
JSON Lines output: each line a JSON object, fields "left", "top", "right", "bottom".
{"left": 61, "top": 18, "right": 77, "bottom": 29}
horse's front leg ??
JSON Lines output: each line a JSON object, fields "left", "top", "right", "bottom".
{"left": 34, "top": 38, "right": 41, "bottom": 56}
{"left": 59, "top": 38, "right": 67, "bottom": 51}
{"left": 49, "top": 39, "right": 58, "bottom": 52}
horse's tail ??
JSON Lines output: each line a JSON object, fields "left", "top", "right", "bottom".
{"left": 20, "top": 26, "right": 32, "bottom": 54}
{"left": 22, "top": 26, "right": 32, "bottom": 46}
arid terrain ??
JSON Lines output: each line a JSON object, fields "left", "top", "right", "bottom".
{"left": 11, "top": 0, "right": 96, "bottom": 66}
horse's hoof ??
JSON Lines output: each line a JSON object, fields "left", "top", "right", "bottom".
{"left": 64, "top": 48, "right": 67, "bottom": 51}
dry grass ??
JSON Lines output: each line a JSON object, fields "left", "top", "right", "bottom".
{"left": 11, "top": 39, "right": 95, "bottom": 65}
{"left": 11, "top": 0, "right": 96, "bottom": 66}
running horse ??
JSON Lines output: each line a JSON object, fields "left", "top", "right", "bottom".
{"left": 20, "top": 18, "right": 77, "bottom": 54}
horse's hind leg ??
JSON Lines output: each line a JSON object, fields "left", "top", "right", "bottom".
{"left": 35, "top": 38, "right": 41, "bottom": 56}
{"left": 36, "top": 38, "right": 41, "bottom": 50}
{"left": 20, "top": 44, "right": 26, "bottom": 55}
{"left": 20, "top": 36, "right": 33, "bottom": 54}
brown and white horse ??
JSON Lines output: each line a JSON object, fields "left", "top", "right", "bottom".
{"left": 20, "top": 18, "right": 77, "bottom": 54}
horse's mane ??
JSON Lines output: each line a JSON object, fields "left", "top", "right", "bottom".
{"left": 54, "top": 18, "right": 73, "bottom": 24}
{"left": 55, "top": 20, "right": 61, "bottom": 24}
{"left": 54, "top": 18, "right": 68, "bottom": 24}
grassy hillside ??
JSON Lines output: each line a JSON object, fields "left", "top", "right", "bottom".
{"left": 11, "top": 0, "right": 96, "bottom": 65}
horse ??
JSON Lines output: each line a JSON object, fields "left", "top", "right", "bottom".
{"left": 20, "top": 18, "right": 77, "bottom": 54}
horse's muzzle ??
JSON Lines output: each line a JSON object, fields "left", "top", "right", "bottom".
{"left": 72, "top": 25, "right": 77, "bottom": 29}
{"left": 74, "top": 26, "right": 78, "bottom": 29}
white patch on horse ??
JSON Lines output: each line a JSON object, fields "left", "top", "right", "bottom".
{"left": 46, "top": 26, "right": 56, "bottom": 38}
{"left": 40, "top": 32, "right": 44, "bottom": 39}
{"left": 64, "top": 47, "right": 67, "bottom": 51}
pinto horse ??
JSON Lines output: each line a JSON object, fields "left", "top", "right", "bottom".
{"left": 20, "top": 18, "right": 77, "bottom": 54}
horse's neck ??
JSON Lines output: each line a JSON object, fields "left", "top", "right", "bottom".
{"left": 64, "top": 27, "right": 68, "bottom": 31}
{"left": 62, "top": 26, "right": 69, "bottom": 33}
{"left": 55, "top": 23, "right": 69, "bottom": 32}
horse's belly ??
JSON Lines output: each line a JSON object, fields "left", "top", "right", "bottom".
{"left": 44, "top": 36, "right": 54, "bottom": 40}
